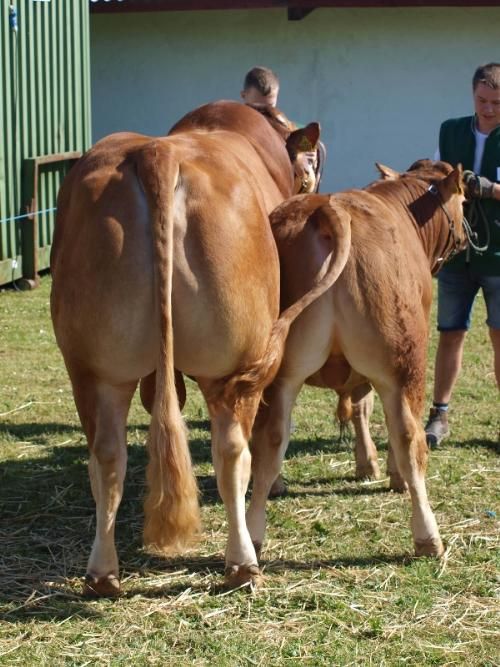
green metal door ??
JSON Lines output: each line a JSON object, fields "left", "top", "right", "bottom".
{"left": 0, "top": 0, "right": 91, "bottom": 287}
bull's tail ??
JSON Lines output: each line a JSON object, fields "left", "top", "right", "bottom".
{"left": 136, "top": 141, "right": 200, "bottom": 553}
{"left": 214, "top": 196, "right": 352, "bottom": 412}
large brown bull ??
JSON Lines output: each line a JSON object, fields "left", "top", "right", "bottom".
{"left": 246, "top": 160, "right": 467, "bottom": 559}
{"left": 50, "top": 101, "right": 325, "bottom": 595}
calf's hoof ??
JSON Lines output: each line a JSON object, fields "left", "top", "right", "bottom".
{"left": 269, "top": 475, "right": 287, "bottom": 498}
{"left": 389, "top": 473, "right": 408, "bottom": 493}
{"left": 414, "top": 537, "right": 445, "bottom": 558}
{"left": 224, "top": 564, "right": 263, "bottom": 589}
{"left": 355, "top": 462, "right": 381, "bottom": 480}
{"left": 83, "top": 573, "right": 121, "bottom": 598}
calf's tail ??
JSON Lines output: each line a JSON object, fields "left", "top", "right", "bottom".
{"left": 135, "top": 140, "right": 200, "bottom": 553}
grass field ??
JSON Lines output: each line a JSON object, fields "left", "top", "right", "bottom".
{"left": 0, "top": 275, "right": 498, "bottom": 666}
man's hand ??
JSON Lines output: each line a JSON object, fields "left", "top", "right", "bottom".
{"left": 463, "top": 170, "right": 495, "bottom": 199}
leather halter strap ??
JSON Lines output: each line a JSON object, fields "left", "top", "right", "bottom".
{"left": 427, "top": 183, "right": 464, "bottom": 263}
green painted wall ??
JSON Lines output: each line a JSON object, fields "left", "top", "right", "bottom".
{"left": 0, "top": 0, "right": 91, "bottom": 287}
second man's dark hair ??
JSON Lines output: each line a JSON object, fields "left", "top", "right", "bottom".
{"left": 243, "top": 66, "right": 279, "bottom": 96}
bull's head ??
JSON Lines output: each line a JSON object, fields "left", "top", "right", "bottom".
{"left": 247, "top": 103, "right": 323, "bottom": 194}
{"left": 286, "top": 123, "right": 321, "bottom": 194}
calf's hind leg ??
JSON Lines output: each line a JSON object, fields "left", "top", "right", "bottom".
{"left": 378, "top": 388, "right": 443, "bottom": 556}
{"left": 247, "top": 379, "right": 302, "bottom": 557}
{"left": 70, "top": 371, "right": 137, "bottom": 596}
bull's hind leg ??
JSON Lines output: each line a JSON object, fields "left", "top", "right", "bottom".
{"left": 70, "top": 370, "right": 137, "bottom": 596}
{"left": 246, "top": 379, "right": 302, "bottom": 557}
{"left": 140, "top": 369, "right": 186, "bottom": 414}
{"left": 387, "top": 442, "right": 408, "bottom": 493}
{"left": 349, "top": 384, "right": 381, "bottom": 480}
{"left": 378, "top": 388, "right": 443, "bottom": 557}
{"left": 202, "top": 387, "right": 262, "bottom": 588}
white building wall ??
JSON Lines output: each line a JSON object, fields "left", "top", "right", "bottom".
{"left": 90, "top": 7, "right": 500, "bottom": 192}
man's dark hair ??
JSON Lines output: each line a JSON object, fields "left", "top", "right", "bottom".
{"left": 243, "top": 66, "right": 279, "bottom": 96}
{"left": 472, "top": 62, "right": 500, "bottom": 90}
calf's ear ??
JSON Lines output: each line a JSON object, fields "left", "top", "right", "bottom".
{"left": 375, "top": 162, "right": 399, "bottom": 180}
{"left": 287, "top": 122, "right": 321, "bottom": 154}
{"left": 439, "top": 164, "right": 464, "bottom": 200}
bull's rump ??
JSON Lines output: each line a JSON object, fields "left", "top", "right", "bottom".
{"left": 51, "top": 131, "right": 281, "bottom": 384}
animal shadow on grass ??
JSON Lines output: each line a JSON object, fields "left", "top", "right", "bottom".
{"left": 281, "top": 483, "right": 389, "bottom": 499}
{"left": 285, "top": 434, "right": 356, "bottom": 458}
{"left": 0, "top": 419, "right": 215, "bottom": 619}
{"left": 120, "top": 549, "right": 411, "bottom": 600}
{"left": 0, "top": 426, "right": 101, "bottom": 620}
{"left": 282, "top": 432, "right": 389, "bottom": 494}
{"left": 131, "top": 420, "right": 357, "bottom": 465}
{"left": 0, "top": 418, "right": 396, "bottom": 614}
{"left": 0, "top": 420, "right": 83, "bottom": 446}
{"left": 457, "top": 437, "right": 499, "bottom": 454}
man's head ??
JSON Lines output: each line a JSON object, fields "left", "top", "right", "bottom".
{"left": 241, "top": 66, "right": 279, "bottom": 107}
{"left": 472, "top": 63, "right": 500, "bottom": 134}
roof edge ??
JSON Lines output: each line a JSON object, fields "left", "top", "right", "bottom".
{"left": 90, "top": 0, "right": 500, "bottom": 14}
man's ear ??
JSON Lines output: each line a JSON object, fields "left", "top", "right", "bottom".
{"left": 375, "top": 162, "right": 400, "bottom": 180}
{"left": 286, "top": 122, "right": 321, "bottom": 154}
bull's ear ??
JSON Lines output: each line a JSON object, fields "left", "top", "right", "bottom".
{"left": 439, "top": 163, "right": 463, "bottom": 199}
{"left": 376, "top": 162, "right": 399, "bottom": 180}
{"left": 286, "top": 122, "right": 321, "bottom": 154}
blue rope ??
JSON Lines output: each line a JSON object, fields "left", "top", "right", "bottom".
{"left": 0, "top": 207, "right": 57, "bottom": 225}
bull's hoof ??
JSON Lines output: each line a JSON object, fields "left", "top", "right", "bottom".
{"left": 83, "top": 573, "right": 121, "bottom": 598}
{"left": 224, "top": 564, "right": 263, "bottom": 589}
{"left": 414, "top": 537, "right": 445, "bottom": 558}
{"left": 355, "top": 462, "right": 381, "bottom": 480}
{"left": 269, "top": 475, "right": 287, "bottom": 498}
{"left": 389, "top": 474, "right": 408, "bottom": 493}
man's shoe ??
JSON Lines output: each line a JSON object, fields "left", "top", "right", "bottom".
{"left": 424, "top": 407, "right": 450, "bottom": 448}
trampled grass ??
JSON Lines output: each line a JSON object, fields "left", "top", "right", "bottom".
{"left": 0, "top": 275, "right": 498, "bottom": 666}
